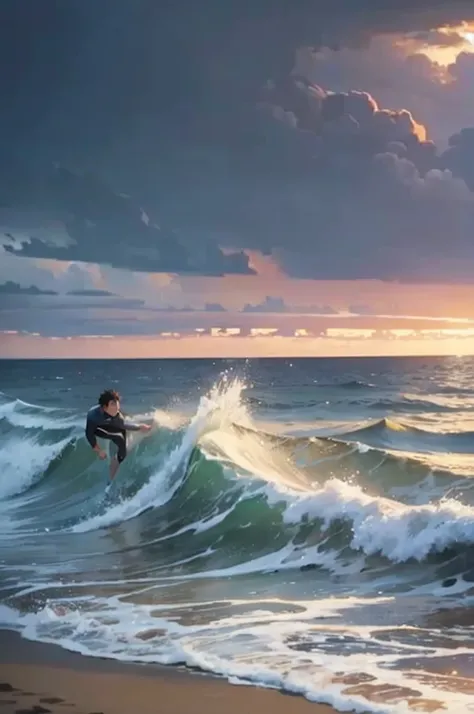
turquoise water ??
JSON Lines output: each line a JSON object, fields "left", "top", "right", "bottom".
{"left": 1, "top": 356, "right": 474, "bottom": 713}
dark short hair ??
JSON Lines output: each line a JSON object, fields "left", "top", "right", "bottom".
{"left": 98, "top": 389, "right": 120, "bottom": 407}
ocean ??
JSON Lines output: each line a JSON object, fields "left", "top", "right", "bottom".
{"left": 1, "top": 356, "right": 474, "bottom": 713}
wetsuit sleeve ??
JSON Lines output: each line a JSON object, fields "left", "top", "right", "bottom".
{"left": 117, "top": 411, "right": 141, "bottom": 431}
{"left": 123, "top": 419, "right": 141, "bottom": 431}
{"left": 85, "top": 413, "right": 98, "bottom": 448}
{"left": 123, "top": 419, "right": 140, "bottom": 431}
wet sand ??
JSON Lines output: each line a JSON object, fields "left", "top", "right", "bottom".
{"left": 0, "top": 629, "right": 337, "bottom": 714}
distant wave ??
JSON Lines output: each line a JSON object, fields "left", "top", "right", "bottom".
{"left": 334, "top": 416, "right": 474, "bottom": 454}
{"left": 324, "top": 379, "right": 376, "bottom": 389}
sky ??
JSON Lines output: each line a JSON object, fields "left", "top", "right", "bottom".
{"left": 3, "top": 0, "right": 474, "bottom": 358}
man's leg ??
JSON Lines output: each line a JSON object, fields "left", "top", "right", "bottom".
{"left": 94, "top": 427, "right": 127, "bottom": 483}
{"left": 109, "top": 431, "right": 127, "bottom": 482}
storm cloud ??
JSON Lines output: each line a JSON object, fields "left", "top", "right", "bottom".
{"left": 2, "top": 1, "right": 474, "bottom": 282}
{"left": 252, "top": 67, "right": 474, "bottom": 280}
{"left": 1, "top": 167, "right": 254, "bottom": 276}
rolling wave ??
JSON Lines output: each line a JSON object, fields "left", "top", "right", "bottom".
{"left": 334, "top": 416, "right": 474, "bottom": 453}
{"left": 1, "top": 381, "right": 474, "bottom": 574}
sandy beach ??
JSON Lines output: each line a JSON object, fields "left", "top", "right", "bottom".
{"left": 0, "top": 629, "right": 337, "bottom": 714}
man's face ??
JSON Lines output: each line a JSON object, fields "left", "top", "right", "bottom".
{"left": 104, "top": 399, "right": 120, "bottom": 417}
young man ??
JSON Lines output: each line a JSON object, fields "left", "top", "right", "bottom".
{"left": 85, "top": 389, "right": 151, "bottom": 483}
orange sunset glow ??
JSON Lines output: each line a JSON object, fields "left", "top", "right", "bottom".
{"left": 4, "top": 246, "right": 474, "bottom": 357}
{"left": 5, "top": 331, "right": 474, "bottom": 359}
{"left": 413, "top": 22, "right": 474, "bottom": 65}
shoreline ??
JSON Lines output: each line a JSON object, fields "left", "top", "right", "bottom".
{"left": 0, "top": 628, "right": 338, "bottom": 714}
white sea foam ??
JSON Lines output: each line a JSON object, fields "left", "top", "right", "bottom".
{"left": 273, "top": 478, "right": 474, "bottom": 562}
{"left": 0, "top": 435, "right": 71, "bottom": 499}
{"left": 0, "top": 398, "right": 79, "bottom": 430}
{"left": 1, "top": 594, "right": 473, "bottom": 714}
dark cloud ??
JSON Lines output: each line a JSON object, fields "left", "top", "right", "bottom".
{"left": 2, "top": 1, "right": 474, "bottom": 282}
{"left": 261, "top": 78, "right": 428, "bottom": 147}
{"left": 161, "top": 303, "right": 228, "bottom": 313}
{"left": 1, "top": 1, "right": 472, "bottom": 150}
{"left": 242, "top": 296, "right": 338, "bottom": 314}
{"left": 0, "top": 294, "right": 146, "bottom": 311}
{"left": 66, "top": 289, "right": 116, "bottom": 297}
{"left": 0, "top": 281, "right": 57, "bottom": 295}
{"left": 220, "top": 67, "right": 474, "bottom": 281}
{"left": 242, "top": 296, "right": 288, "bottom": 313}
{"left": 2, "top": 167, "right": 254, "bottom": 276}
{"left": 289, "top": 36, "right": 474, "bottom": 148}
{"left": 441, "top": 126, "right": 474, "bottom": 190}
{"left": 204, "top": 303, "right": 227, "bottom": 312}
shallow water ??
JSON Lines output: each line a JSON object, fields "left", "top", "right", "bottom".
{"left": 1, "top": 356, "right": 474, "bottom": 713}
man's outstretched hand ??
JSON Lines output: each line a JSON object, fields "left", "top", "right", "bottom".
{"left": 139, "top": 424, "right": 152, "bottom": 432}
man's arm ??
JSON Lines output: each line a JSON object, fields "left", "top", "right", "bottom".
{"left": 117, "top": 412, "right": 142, "bottom": 431}
{"left": 85, "top": 411, "right": 106, "bottom": 454}
{"left": 124, "top": 420, "right": 142, "bottom": 431}
{"left": 85, "top": 414, "right": 98, "bottom": 448}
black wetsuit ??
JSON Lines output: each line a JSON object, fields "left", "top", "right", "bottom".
{"left": 85, "top": 405, "right": 140, "bottom": 463}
